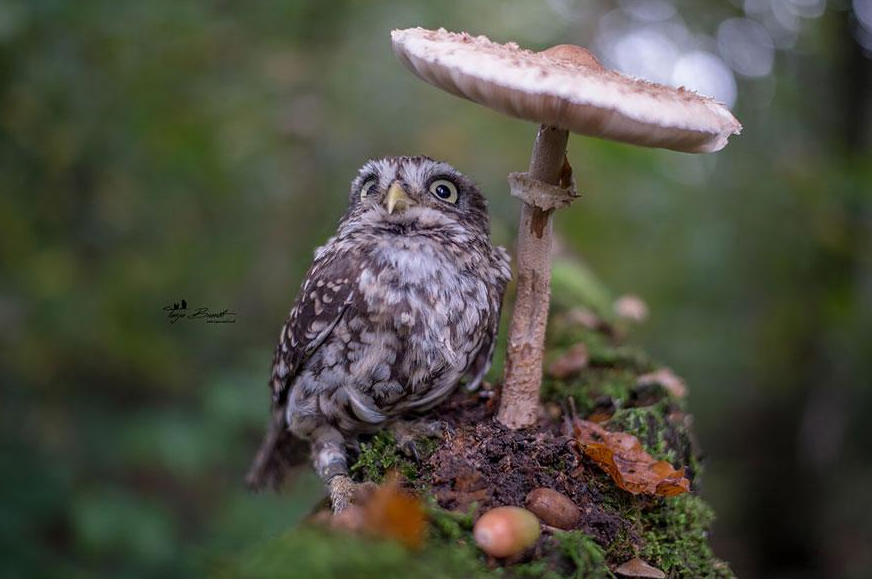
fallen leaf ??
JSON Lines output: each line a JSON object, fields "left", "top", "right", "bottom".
{"left": 614, "top": 294, "right": 649, "bottom": 323}
{"left": 586, "top": 411, "right": 613, "bottom": 424}
{"left": 636, "top": 368, "right": 687, "bottom": 399}
{"left": 327, "top": 476, "right": 427, "bottom": 549}
{"left": 548, "top": 343, "right": 590, "bottom": 378}
{"left": 362, "top": 479, "right": 427, "bottom": 549}
{"left": 615, "top": 557, "right": 667, "bottom": 578}
{"left": 573, "top": 419, "right": 690, "bottom": 497}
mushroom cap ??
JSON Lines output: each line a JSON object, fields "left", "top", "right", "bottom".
{"left": 391, "top": 28, "right": 741, "bottom": 153}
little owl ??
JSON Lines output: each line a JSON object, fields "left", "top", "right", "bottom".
{"left": 246, "top": 156, "right": 511, "bottom": 511}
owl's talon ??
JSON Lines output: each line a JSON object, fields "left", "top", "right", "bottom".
{"left": 391, "top": 419, "right": 452, "bottom": 463}
{"left": 400, "top": 439, "right": 421, "bottom": 463}
{"left": 328, "top": 475, "right": 378, "bottom": 513}
{"left": 329, "top": 475, "right": 355, "bottom": 513}
{"left": 421, "top": 418, "right": 454, "bottom": 438}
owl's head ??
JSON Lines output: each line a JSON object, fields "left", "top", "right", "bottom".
{"left": 344, "top": 156, "right": 491, "bottom": 235}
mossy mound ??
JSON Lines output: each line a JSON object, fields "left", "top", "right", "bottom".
{"left": 227, "top": 265, "right": 733, "bottom": 578}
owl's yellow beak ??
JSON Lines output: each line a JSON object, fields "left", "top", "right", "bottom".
{"left": 385, "top": 181, "right": 414, "bottom": 214}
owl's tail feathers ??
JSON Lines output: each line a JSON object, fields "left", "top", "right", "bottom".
{"left": 245, "top": 408, "right": 309, "bottom": 492}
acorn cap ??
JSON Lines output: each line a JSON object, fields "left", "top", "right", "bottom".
{"left": 391, "top": 27, "right": 741, "bottom": 153}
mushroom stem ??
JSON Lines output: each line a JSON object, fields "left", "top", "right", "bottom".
{"left": 498, "top": 125, "right": 570, "bottom": 429}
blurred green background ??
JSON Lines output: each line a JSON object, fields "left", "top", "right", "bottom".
{"left": 2, "top": 0, "right": 870, "bottom": 577}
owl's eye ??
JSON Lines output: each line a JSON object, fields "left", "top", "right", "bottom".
{"left": 360, "top": 179, "right": 377, "bottom": 199}
{"left": 429, "top": 179, "right": 458, "bottom": 204}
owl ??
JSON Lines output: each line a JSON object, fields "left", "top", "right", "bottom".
{"left": 246, "top": 156, "right": 511, "bottom": 510}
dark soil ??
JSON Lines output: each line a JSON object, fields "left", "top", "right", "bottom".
{"left": 420, "top": 385, "right": 636, "bottom": 551}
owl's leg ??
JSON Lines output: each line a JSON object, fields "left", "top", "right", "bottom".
{"left": 311, "top": 425, "right": 363, "bottom": 513}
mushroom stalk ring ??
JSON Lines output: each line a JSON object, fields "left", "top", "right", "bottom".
{"left": 508, "top": 171, "right": 579, "bottom": 211}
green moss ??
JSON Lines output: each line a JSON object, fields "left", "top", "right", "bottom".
{"left": 640, "top": 495, "right": 734, "bottom": 579}
{"left": 426, "top": 501, "right": 475, "bottom": 542}
{"left": 224, "top": 507, "right": 622, "bottom": 579}
{"left": 223, "top": 525, "right": 490, "bottom": 579}
{"left": 608, "top": 402, "right": 675, "bottom": 462}
{"left": 587, "top": 344, "right": 653, "bottom": 373}
{"left": 608, "top": 400, "right": 703, "bottom": 483}
{"left": 542, "top": 321, "right": 656, "bottom": 419}
{"left": 542, "top": 367, "right": 640, "bottom": 417}
{"left": 602, "top": 524, "right": 638, "bottom": 564}
{"left": 350, "top": 431, "right": 417, "bottom": 483}
{"left": 547, "top": 324, "right": 653, "bottom": 373}
{"left": 553, "top": 532, "right": 614, "bottom": 579}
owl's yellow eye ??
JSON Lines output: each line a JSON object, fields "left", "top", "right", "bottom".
{"left": 429, "top": 179, "right": 458, "bottom": 204}
{"left": 360, "top": 179, "right": 377, "bottom": 199}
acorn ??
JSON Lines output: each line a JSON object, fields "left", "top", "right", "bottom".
{"left": 473, "top": 506, "right": 541, "bottom": 558}
{"left": 524, "top": 488, "right": 581, "bottom": 530}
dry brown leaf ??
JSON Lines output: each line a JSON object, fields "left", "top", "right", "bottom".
{"left": 362, "top": 480, "right": 427, "bottom": 549}
{"left": 327, "top": 477, "right": 426, "bottom": 549}
{"left": 573, "top": 419, "right": 690, "bottom": 497}
{"left": 615, "top": 556, "right": 667, "bottom": 578}
{"left": 548, "top": 343, "right": 589, "bottom": 378}
{"left": 636, "top": 367, "right": 687, "bottom": 399}
{"left": 586, "top": 411, "right": 613, "bottom": 424}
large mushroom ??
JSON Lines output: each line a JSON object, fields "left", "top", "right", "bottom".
{"left": 391, "top": 28, "right": 741, "bottom": 429}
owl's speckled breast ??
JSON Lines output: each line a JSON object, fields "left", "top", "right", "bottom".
{"left": 356, "top": 231, "right": 489, "bottom": 390}
{"left": 285, "top": 228, "right": 491, "bottom": 436}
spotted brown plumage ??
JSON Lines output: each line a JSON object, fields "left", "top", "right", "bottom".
{"left": 246, "top": 156, "right": 511, "bottom": 510}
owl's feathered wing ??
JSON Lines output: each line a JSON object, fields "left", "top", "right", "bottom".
{"left": 246, "top": 242, "right": 358, "bottom": 491}
{"left": 463, "top": 246, "right": 511, "bottom": 390}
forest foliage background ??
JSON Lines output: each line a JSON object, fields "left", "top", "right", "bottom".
{"left": 2, "top": 1, "right": 871, "bottom": 577}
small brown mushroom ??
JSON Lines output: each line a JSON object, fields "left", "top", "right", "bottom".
{"left": 524, "top": 488, "right": 581, "bottom": 529}
{"left": 615, "top": 557, "right": 667, "bottom": 578}
{"left": 391, "top": 28, "right": 741, "bottom": 429}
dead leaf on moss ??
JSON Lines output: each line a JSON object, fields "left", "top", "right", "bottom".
{"left": 364, "top": 479, "right": 427, "bottom": 549}
{"left": 586, "top": 411, "right": 613, "bottom": 424}
{"left": 548, "top": 343, "right": 590, "bottom": 378}
{"left": 636, "top": 368, "right": 687, "bottom": 399}
{"left": 615, "top": 557, "right": 666, "bottom": 578}
{"left": 327, "top": 475, "right": 426, "bottom": 549}
{"left": 572, "top": 419, "right": 690, "bottom": 497}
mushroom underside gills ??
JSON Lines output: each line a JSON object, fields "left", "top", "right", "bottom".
{"left": 497, "top": 125, "right": 570, "bottom": 429}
